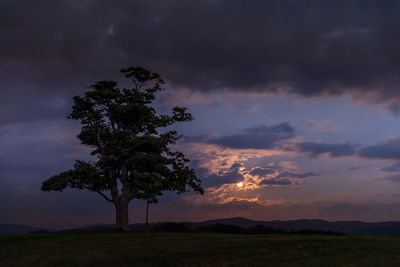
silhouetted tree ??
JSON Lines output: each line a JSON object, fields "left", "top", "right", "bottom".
{"left": 131, "top": 174, "right": 162, "bottom": 231}
{"left": 41, "top": 66, "right": 203, "bottom": 231}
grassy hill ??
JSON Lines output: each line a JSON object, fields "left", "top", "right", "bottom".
{"left": 1, "top": 232, "right": 400, "bottom": 266}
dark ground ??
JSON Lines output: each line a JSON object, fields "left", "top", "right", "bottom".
{"left": 1, "top": 232, "right": 399, "bottom": 266}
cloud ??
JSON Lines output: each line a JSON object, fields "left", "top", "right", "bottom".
{"left": 381, "top": 162, "right": 400, "bottom": 172}
{"left": 275, "top": 171, "right": 319, "bottom": 179}
{"left": 249, "top": 167, "right": 277, "bottom": 177}
{"left": 307, "top": 121, "right": 337, "bottom": 133}
{"left": 358, "top": 138, "right": 400, "bottom": 160}
{"left": 381, "top": 174, "right": 400, "bottom": 183}
{"left": 259, "top": 178, "right": 292, "bottom": 186}
{"left": 197, "top": 162, "right": 244, "bottom": 188}
{"left": 297, "top": 142, "right": 358, "bottom": 157}
{"left": 217, "top": 198, "right": 262, "bottom": 209}
{"left": 347, "top": 166, "right": 361, "bottom": 171}
{"left": 257, "top": 170, "right": 318, "bottom": 187}
{"left": 209, "top": 123, "right": 295, "bottom": 149}
{"left": 4, "top": 1, "right": 400, "bottom": 124}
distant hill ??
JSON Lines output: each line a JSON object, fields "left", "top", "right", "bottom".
{"left": 184, "top": 217, "right": 400, "bottom": 237}
{"left": 59, "top": 223, "right": 114, "bottom": 233}
{"left": 0, "top": 224, "right": 49, "bottom": 235}
{"left": 5, "top": 217, "right": 400, "bottom": 237}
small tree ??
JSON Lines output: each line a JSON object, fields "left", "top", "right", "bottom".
{"left": 41, "top": 66, "right": 203, "bottom": 231}
{"left": 131, "top": 173, "right": 165, "bottom": 231}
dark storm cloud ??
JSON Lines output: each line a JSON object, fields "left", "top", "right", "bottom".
{"left": 249, "top": 167, "right": 277, "bottom": 177}
{"left": 275, "top": 171, "right": 319, "bottom": 179}
{"left": 196, "top": 162, "right": 244, "bottom": 188}
{"left": 297, "top": 142, "right": 358, "bottom": 157}
{"left": 358, "top": 138, "right": 400, "bottom": 160}
{"left": 259, "top": 178, "right": 292, "bottom": 186}
{"left": 258, "top": 170, "right": 318, "bottom": 186}
{"left": 3, "top": 0, "right": 400, "bottom": 124}
{"left": 210, "top": 123, "right": 295, "bottom": 149}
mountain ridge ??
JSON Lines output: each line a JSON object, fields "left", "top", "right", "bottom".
{"left": 4, "top": 217, "right": 400, "bottom": 237}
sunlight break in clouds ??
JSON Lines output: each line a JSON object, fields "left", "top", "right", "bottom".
{"left": 179, "top": 141, "right": 319, "bottom": 207}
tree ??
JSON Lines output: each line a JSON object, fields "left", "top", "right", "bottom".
{"left": 131, "top": 174, "right": 163, "bottom": 232}
{"left": 41, "top": 66, "right": 203, "bottom": 231}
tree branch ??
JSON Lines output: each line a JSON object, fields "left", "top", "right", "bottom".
{"left": 79, "top": 184, "right": 113, "bottom": 203}
{"left": 97, "top": 131, "right": 105, "bottom": 154}
{"left": 96, "top": 190, "right": 114, "bottom": 203}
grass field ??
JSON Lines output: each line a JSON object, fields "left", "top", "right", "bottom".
{"left": 1, "top": 232, "right": 400, "bottom": 266}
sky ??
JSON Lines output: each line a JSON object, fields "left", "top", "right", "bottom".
{"left": 3, "top": 0, "right": 400, "bottom": 229}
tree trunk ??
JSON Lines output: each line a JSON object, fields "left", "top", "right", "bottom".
{"left": 145, "top": 200, "right": 150, "bottom": 232}
{"left": 115, "top": 197, "right": 130, "bottom": 231}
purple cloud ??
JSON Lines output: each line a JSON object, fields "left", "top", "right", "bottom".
{"left": 209, "top": 123, "right": 296, "bottom": 150}
{"left": 359, "top": 138, "right": 400, "bottom": 160}
{"left": 297, "top": 142, "right": 359, "bottom": 157}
